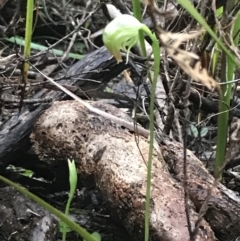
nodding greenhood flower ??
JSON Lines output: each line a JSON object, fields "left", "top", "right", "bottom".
{"left": 103, "top": 14, "right": 150, "bottom": 63}
{"left": 103, "top": 14, "right": 161, "bottom": 241}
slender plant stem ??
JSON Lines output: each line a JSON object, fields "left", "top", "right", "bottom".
{"left": 141, "top": 27, "right": 161, "bottom": 241}
{"left": 145, "top": 40, "right": 160, "bottom": 241}
{"left": 132, "top": 0, "right": 147, "bottom": 56}
{"left": 24, "top": 0, "right": 34, "bottom": 79}
{"left": 132, "top": 2, "right": 161, "bottom": 239}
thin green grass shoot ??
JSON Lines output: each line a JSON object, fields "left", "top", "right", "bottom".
{"left": 7, "top": 36, "right": 84, "bottom": 60}
{"left": 61, "top": 159, "right": 78, "bottom": 241}
{"left": 23, "top": 0, "right": 34, "bottom": 80}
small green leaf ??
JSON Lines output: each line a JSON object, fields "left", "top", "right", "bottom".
{"left": 84, "top": 232, "right": 102, "bottom": 241}
{"left": 22, "top": 169, "right": 34, "bottom": 177}
{"left": 200, "top": 127, "right": 208, "bottom": 137}
{"left": 187, "top": 123, "right": 198, "bottom": 137}
{"left": 59, "top": 221, "right": 72, "bottom": 233}
{"left": 68, "top": 159, "right": 78, "bottom": 199}
{"left": 187, "top": 124, "right": 208, "bottom": 138}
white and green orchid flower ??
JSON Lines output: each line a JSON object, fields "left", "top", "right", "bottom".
{"left": 102, "top": 14, "right": 153, "bottom": 63}
{"left": 103, "top": 13, "right": 161, "bottom": 241}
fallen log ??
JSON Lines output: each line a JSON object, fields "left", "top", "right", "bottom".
{"left": 31, "top": 100, "right": 216, "bottom": 241}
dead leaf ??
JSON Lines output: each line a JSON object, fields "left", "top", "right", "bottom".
{"left": 160, "top": 31, "right": 220, "bottom": 91}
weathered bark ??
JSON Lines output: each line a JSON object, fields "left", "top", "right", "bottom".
{"left": 31, "top": 100, "right": 216, "bottom": 241}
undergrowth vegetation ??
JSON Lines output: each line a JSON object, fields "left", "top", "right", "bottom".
{"left": 0, "top": 0, "right": 240, "bottom": 240}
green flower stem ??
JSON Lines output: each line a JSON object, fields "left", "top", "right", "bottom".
{"left": 132, "top": 0, "right": 147, "bottom": 56}
{"left": 130, "top": 5, "right": 160, "bottom": 238}
{"left": 141, "top": 27, "right": 161, "bottom": 241}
